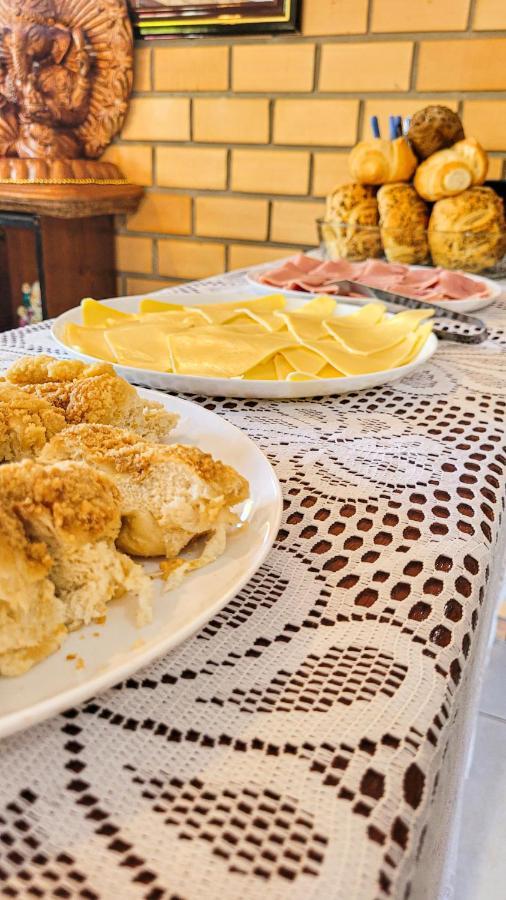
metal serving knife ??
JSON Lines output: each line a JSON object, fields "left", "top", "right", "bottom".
{"left": 333, "top": 280, "right": 489, "bottom": 344}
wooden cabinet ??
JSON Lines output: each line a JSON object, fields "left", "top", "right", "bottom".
{"left": 0, "top": 183, "right": 143, "bottom": 330}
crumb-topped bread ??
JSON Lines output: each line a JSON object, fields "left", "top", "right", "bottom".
{"left": 0, "top": 503, "right": 65, "bottom": 677}
{"left": 0, "top": 459, "right": 153, "bottom": 635}
{"left": 0, "top": 382, "right": 66, "bottom": 463}
{"left": 41, "top": 424, "right": 250, "bottom": 564}
{"left": 4, "top": 355, "right": 178, "bottom": 442}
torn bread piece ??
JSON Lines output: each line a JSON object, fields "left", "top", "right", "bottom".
{"left": 4, "top": 355, "right": 178, "bottom": 442}
{"left": 0, "top": 459, "right": 153, "bottom": 631}
{"left": 0, "top": 503, "right": 66, "bottom": 677}
{"left": 41, "top": 425, "right": 250, "bottom": 575}
{"left": 0, "top": 382, "right": 66, "bottom": 462}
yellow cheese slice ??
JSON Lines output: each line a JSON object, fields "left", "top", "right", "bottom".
{"left": 81, "top": 298, "right": 133, "bottom": 328}
{"left": 168, "top": 327, "right": 296, "bottom": 378}
{"left": 104, "top": 323, "right": 172, "bottom": 371}
{"left": 306, "top": 332, "right": 420, "bottom": 376}
{"left": 273, "top": 353, "right": 294, "bottom": 381}
{"left": 324, "top": 308, "right": 434, "bottom": 356}
{"left": 330, "top": 302, "right": 387, "bottom": 328}
{"left": 286, "top": 372, "right": 315, "bottom": 382}
{"left": 243, "top": 357, "right": 278, "bottom": 380}
{"left": 134, "top": 309, "right": 209, "bottom": 327}
{"left": 275, "top": 312, "right": 328, "bottom": 343}
{"left": 64, "top": 322, "right": 117, "bottom": 362}
{"left": 138, "top": 299, "right": 184, "bottom": 314}
{"left": 297, "top": 296, "right": 337, "bottom": 317}
{"left": 281, "top": 346, "right": 326, "bottom": 376}
{"left": 194, "top": 295, "right": 287, "bottom": 326}
{"left": 399, "top": 321, "right": 433, "bottom": 365}
{"left": 318, "top": 364, "right": 345, "bottom": 379}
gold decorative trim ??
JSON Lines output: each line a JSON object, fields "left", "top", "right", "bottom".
{"left": 0, "top": 178, "right": 129, "bottom": 185}
{"left": 141, "top": 0, "right": 293, "bottom": 28}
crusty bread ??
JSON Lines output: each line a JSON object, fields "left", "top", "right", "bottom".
{"left": 324, "top": 183, "right": 381, "bottom": 261}
{"left": 0, "top": 503, "right": 65, "bottom": 677}
{"left": 408, "top": 106, "right": 465, "bottom": 160}
{"left": 428, "top": 186, "right": 506, "bottom": 271}
{"left": 40, "top": 424, "right": 249, "bottom": 569}
{"left": 4, "top": 355, "right": 178, "bottom": 442}
{"left": 414, "top": 138, "right": 488, "bottom": 202}
{"left": 377, "top": 183, "right": 430, "bottom": 265}
{"left": 0, "top": 459, "right": 153, "bottom": 632}
{"left": 0, "top": 382, "right": 66, "bottom": 462}
{"left": 349, "top": 137, "right": 417, "bottom": 185}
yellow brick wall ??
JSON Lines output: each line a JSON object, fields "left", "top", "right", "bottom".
{"left": 110, "top": 0, "right": 506, "bottom": 294}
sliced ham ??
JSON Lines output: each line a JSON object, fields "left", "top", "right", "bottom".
{"left": 257, "top": 254, "right": 490, "bottom": 302}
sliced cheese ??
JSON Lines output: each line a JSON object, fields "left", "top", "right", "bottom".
{"left": 318, "top": 364, "right": 345, "bottom": 379}
{"left": 168, "top": 327, "right": 296, "bottom": 378}
{"left": 306, "top": 332, "right": 420, "bottom": 377}
{"left": 275, "top": 312, "right": 328, "bottom": 343}
{"left": 399, "top": 321, "right": 433, "bottom": 365}
{"left": 297, "top": 295, "right": 337, "bottom": 318}
{"left": 138, "top": 298, "right": 184, "bottom": 314}
{"left": 331, "top": 302, "right": 386, "bottom": 328}
{"left": 64, "top": 322, "right": 117, "bottom": 362}
{"left": 104, "top": 322, "right": 172, "bottom": 371}
{"left": 81, "top": 298, "right": 133, "bottom": 328}
{"left": 281, "top": 346, "right": 326, "bottom": 376}
{"left": 273, "top": 353, "right": 294, "bottom": 381}
{"left": 243, "top": 357, "right": 278, "bottom": 380}
{"left": 324, "top": 308, "right": 434, "bottom": 356}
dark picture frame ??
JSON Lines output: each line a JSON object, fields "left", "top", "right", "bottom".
{"left": 128, "top": 1, "right": 301, "bottom": 38}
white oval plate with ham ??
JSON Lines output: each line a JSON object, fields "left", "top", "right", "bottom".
{"left": 246, "top": 255, "right": 502, "bottom": 313}
{"left": 52, "top": 291, "right": 438, "bottom": 400}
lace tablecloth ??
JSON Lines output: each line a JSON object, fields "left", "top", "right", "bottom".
{"left": 1, "top": 270, "right": 506, "bottom": 900}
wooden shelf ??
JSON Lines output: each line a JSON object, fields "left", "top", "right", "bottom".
{"left": 0, "top": 182, "right": 144, "bottom": 219}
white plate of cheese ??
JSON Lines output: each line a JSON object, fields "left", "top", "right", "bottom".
{"left": 52, "top": 290, "right": 438, "bottom": 400}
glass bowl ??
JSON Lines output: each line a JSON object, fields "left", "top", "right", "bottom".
{"left": 317, "top": 218, "right": 506, "bottom": 278}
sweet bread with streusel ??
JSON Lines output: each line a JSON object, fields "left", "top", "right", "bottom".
{"left": 428, "top": 186, "right": 506, "bottom": 271}
{"left": 377, "top": 183, "right": 430, "bottom": 265}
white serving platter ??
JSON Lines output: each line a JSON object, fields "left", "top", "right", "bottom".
{"left": 0, "top": 388, "right": 282, "bottom": 739}
{"left": 246, "top": 263, "right": 501, "bottom": 314}
{"left": 52, "top": 290, "right": 438, "bottom": 400}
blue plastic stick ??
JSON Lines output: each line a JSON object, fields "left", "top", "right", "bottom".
{"left": 389, "top": 115, "right": 397, "bottom": 140}
{"left": 370, "top": 115, "right": 380, "bottom": 138}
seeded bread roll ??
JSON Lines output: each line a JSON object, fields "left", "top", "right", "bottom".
{"left": 408, "top": 106, "right": 465, "bottom": 160}
{"left": 428, "top": 186, "right": 506, "bottom": 271}
{"left": 377, "top": 184, "right": 430, "bottom": 265}
{"left": 323, "top": 183, "right": 382, "bottom": 261}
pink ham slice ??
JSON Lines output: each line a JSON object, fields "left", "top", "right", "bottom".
{"left": 256, "top": 254, "right": 489, "bottom": 302}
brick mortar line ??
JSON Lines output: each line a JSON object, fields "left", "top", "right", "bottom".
{"left": 410, "top": 42, "right": 420, "bottom": 92}
{"left": 115, "top": 139, "right": 506, "bottom": 158}
{"left": 129, "top": 188, "right": 326, "bottom": 203}
{"left": 130, "top": 89, "right": 506, "bottom": 100}
{"left": 467, "top": 0, "right": 479, "bottom": 31}
{"left": 313, "top": 42, "right": 321, "bottom": 93}
{"left": 116, "top": 230, "right": 308, "bottom": 249}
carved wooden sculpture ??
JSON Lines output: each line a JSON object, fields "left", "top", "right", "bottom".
{"left": 0, "top": 0, "right": 133, "bottom": 182}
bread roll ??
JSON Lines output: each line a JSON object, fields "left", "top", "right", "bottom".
{"left": 428, "top": 186, "right": 506, "bottom": 271}
{"left": 408, "top": 106, "right": 465, "bottom": 159}
{"left": 349, "top": 137, "right": 417, "bottom": 185}
{"left": 323, "top": 183, "right": 382, "bottom": 261}
{"left": 377, "top": 184, "right": 430, "bottom": 265}
{"left": 414, "top": 138, "right": 488, "bottom": 202}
